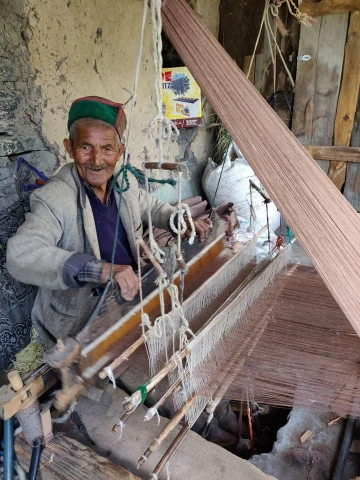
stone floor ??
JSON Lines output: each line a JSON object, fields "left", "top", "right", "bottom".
{"left": 250, "top": 408, "right": 360, "bottom": 480}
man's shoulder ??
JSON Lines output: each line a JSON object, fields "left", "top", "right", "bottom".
{"left": 30, "top": 163, "right": 79, "bottom": 209}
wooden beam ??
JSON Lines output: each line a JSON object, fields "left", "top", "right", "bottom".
{"left": 15, "top": 433, "right": 139, "bottom": 480}
{"left": 328, "top": 11, "right": 360, "bottom": 189}
{"left": 301, "top": 0, "right": 360, "bottom": 16}
{"left": 305, "top": 146, "right": 360, "bottom": 163}
{"left": 0, "top": 367, "right": 57, "bottom": 420}
{"left": 242, "top": 55, "right": 255, "bottom": 84}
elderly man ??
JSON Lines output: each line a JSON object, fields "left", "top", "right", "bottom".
{"left": 7, "top": 96, "right": 211, "bottom": 345}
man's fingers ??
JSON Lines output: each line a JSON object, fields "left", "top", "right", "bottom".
{"left": 194, "top": 218, "right": 212, "bottom": 242}
{"left": 113, "top": 265, "right": 139, "bottom": 301}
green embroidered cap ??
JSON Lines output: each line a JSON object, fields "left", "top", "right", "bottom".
{"left": 67, "top": 96, "right": 127, "bottom": 137}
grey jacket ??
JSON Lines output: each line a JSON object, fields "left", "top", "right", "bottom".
{"left": 6, "top": 163, "right": 177, "bottom": 344}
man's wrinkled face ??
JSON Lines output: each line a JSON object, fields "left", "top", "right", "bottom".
{"left": 64, "top": 120, "right": 124, "bottom": 190}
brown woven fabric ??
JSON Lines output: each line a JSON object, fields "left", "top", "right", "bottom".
{"left": 162, "top": 0, "right": 360, "bottom": 337}
{"left": 228, "top": 265, "right": 360, "bottom": 416}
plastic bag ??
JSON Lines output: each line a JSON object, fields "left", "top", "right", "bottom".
{"left": 202, "top": 142, "right": 280, "bottom": 233}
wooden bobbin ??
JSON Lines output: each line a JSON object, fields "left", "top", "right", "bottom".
{"left": 144, "top": 162, "right": 186, "bottom": 172}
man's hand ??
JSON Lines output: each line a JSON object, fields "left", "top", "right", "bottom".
{"left": 185, "top": 217, "right": 212, "bottom": 243}
{"left": 101, "top": 263, "right": 139, "bottom": 301}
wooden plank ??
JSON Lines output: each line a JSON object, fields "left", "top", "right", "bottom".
{"left": 301, "top": 0, "right": 360, "bottom": 17}
{"left": 292, "top": 13, "right": 349, "bottom": 174}
{"left": 15, "top": 433, "right": 139, "bottom": 480}
{"left": 300, "top": 430, "right": 312, "bottom": 443}
{"left": 328, "top": 11, "right": 360, "bottom": 189}
{"left": 41, "top": 407, "right": 54, "bottom": 444}
{"left": 305, "top": 145, "right": 360, "bottom": 162}
{"left": 344, "top": 93, "right": 360, "bottom": 210}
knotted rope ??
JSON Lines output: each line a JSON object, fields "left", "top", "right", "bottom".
{"left": 149, "top": 0, "right": 179, "bottom": 167}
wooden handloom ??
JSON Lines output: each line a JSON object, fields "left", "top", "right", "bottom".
{"left": 0, "top": 216, "right": 257, "bottom": 417}
{"left": 2, "top": 2, "right": 360, "bottom": 477}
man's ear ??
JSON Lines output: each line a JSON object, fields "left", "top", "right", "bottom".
{"left": 117, "top": 142, "right": 125, "bottom": 161}
{"left": 63, "top": 138, "right": 74, "bottom": 159}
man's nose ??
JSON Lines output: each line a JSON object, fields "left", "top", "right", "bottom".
{"left": 91, "top": 148, "right": 102, "bottom": 165}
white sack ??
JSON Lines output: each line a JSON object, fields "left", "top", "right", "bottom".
{"left": 202, "top": 142, "right": 280, "bottom": 233}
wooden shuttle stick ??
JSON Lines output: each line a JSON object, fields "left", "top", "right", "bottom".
{"left": 99, "top": 335, "right": 148, "bottom": 379}
{"left": 147, "top": 423, "right": 191, "bottom": 480}
{"left": 144, "top": 368, "right": 189, "bottom": 421}
{"left": 123, "top": 347, "right": 190, "bottom": 412}
{"left": 138, "top": 393, "right": 197, "bottom": 467}
{"left": 112, "top": 407, "right": 137, "bottom": 433}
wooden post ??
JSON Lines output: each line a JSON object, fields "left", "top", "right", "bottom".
{"left": 242, "top": 56, "right": 255, "bottom": 84}
{"left": 7, "top": 371, "right": 25, "bottom": 393}
{"left": 328, "top": 11, "right": 360, "bottom": 189}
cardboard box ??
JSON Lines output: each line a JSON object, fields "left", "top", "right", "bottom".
{"left": 162, "top": 67, "right": 202, "bottom": 128}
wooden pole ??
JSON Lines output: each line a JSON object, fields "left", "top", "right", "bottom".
{"left": 144, "top": 162, "right": 187, "bottom": 172}
{"left": 138, "top": 393, "right": 197, "bottom": 467}
{"left": 99, "top": 335, "right": 147, "bottom": 379}
{"left": 146, "top": 423, "right": 190, "bottom": 480}
{"left": 301, "top": 0, "right": 360, "bottom": 16}
{"left": 123, "top": 348, "right": 189, "bottom": 412}
{"left": 144, "top": 369, "right": 189, "bottom": 421}
{"left": 112, "top": 408, "right": 136, "bottom": 433}
{"left": 305, "top": 146, "right": 360, "bottom": 163}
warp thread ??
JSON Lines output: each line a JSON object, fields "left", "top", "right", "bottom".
{"left": 104, "top": 366, "right": 116, "bottom": 389}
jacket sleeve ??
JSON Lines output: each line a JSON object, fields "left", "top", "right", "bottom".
{"left": 137, "top": 183, "right": 178, "bottom": 231}
{"left": 6, "top": 189, "right": 84, "bottom": 290}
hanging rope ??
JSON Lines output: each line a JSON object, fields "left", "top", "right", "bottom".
{"left": 246, "top": 0, "right": 309, "bottom": 88}
{"left": 109, "top": 0, "right": 148, "bottom": 282}
{"left": 144, "top": 166, "right": 166, "bottom": 263}
{"left": 124, "top": 0, "right": 148, "bottom": 163}
{"left": 149, "top": 0, "right": 179, "bottom": 166}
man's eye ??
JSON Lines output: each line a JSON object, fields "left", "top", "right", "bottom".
{"left": 82, "top": 145, "right": 90, "bottom": 150}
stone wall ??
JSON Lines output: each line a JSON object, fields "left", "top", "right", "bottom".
{"left": 0, "top": 0, "right": 220, "bottom": 209}
{"left": 0, "top": 0, "right": 58, "bottom": 208}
